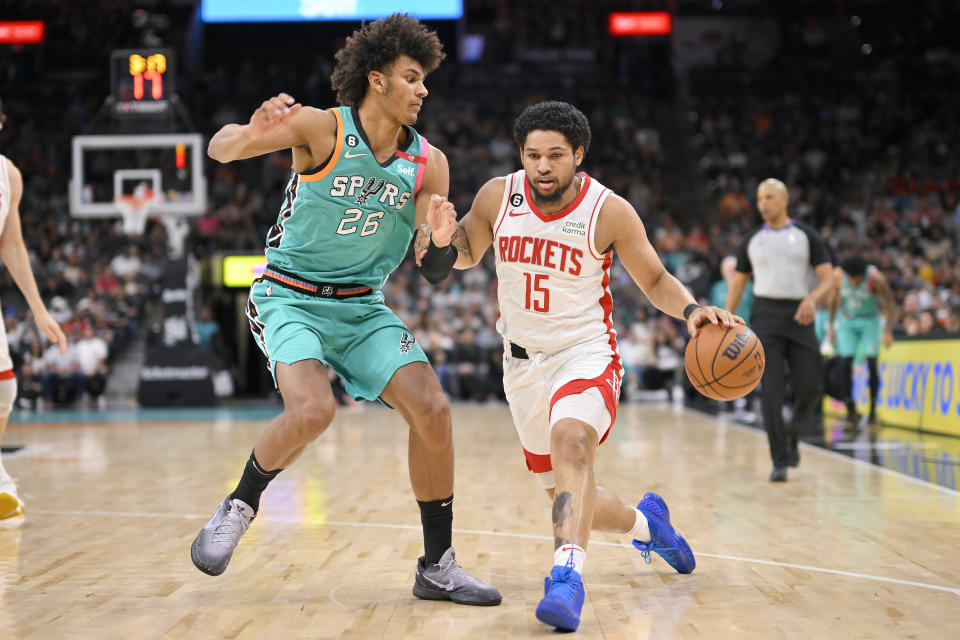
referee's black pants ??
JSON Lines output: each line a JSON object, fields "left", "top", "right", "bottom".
{"left": 751, "top": 298, "right": 824, "bottom": 469}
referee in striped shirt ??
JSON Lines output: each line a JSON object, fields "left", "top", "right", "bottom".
{"left": 726, "top": 179, "right": 834, "bottom": 482}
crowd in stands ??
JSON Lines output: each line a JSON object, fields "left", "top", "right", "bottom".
{"left": 1, "top": 1, "right": 958, "bottom": 407}
{"left": 0, "top": 3, "right": 192, "bottom": 409}
{"left": 0, "top": 219, "right": 161, "bottom": 409}
{"left": 688, "top": 4, "right": 960, "bottom": 342}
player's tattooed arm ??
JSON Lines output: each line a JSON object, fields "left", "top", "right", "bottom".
{"left": 449, "top": 225, "right": 473, "bottom": 264}
{"left": 414, "top": 223, "right": 474, "bottom": 265}
{"left": 414, "top": 223, "right": 431, "bottom": 263}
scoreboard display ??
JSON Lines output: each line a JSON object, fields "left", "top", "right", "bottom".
{"left": 200, "top": 0, "right": 462, "bottom": 22}
{"left": 111, "top": 49, "right": 174, "bottom": 115}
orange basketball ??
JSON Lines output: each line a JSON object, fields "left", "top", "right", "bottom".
{"left": 684, "top": 323, "right": 765, "bottom": 401}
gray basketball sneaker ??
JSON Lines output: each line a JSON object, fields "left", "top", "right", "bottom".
{"left": 191, "top": 498, "right": 255, "bottom": 576}
{"left": 413, "top": 547, "right": 502, "bottom": 606}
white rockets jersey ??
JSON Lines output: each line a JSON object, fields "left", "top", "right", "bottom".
{"left": 0, "top": 155, "right": 11, "bottom": 231}
{"left": 0, "top": 155, "right": 12, "bottom": 373}
{"left": 494, "top": 170, "right": 619, "bottom": 357}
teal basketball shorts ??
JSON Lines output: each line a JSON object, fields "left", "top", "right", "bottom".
{"left": 245, "top": 278, "right": 427, "bottom": 401}
{"left": 835, "top": 315, "right": 881, "bottom": 361}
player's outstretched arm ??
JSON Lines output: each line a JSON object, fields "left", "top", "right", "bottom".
{"left": 417, "top": 194, "right": 459, "bottom": 284}
{"left": 450, "top": 178, "right": 501, "bottom": 268}
{"left": 207, "top": 94, "right": 329, "bottom": 163}
{"left": 413, "top": 146, "right": 457, "bottom": 283}
{"left": 415, "top": 176, "right": 501, "bottom": 278}
{"left": 827, "top": 267, "right": 843, "bottom": 343}
{"left": 870, "top": 269, "right": 897, "bottom": 346}
{"left": 0, "top": 160, "right": 67, "bottom": 354}
{"left": 795, "top": 261, "right": 834, "bottom": 325}
{"left": 414, "top": 178, "right": 504, "bottom": 269}
{"left": 599, "top": 194, "right": 740, "bottom": 337}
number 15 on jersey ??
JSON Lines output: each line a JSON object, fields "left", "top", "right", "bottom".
{"left": 524, "top": 272, "right": 550, "bottom": 312}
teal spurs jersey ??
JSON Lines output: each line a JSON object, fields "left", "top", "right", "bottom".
{"left": 839, "top": 266, "right": 880, "bottom": 319}
{"left": 265, "top": 106, "right": 428, "bottom": 290}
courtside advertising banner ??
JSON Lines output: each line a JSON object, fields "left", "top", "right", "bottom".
{"left": 826, "top": 337, "right": 960, "bottom": 436}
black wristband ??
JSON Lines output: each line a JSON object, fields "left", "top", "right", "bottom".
{"left": 420, "top": 235, "right": 457, "bottom": 284}
{"left": 683, "top": 303, "right": 701, "bottom": 320}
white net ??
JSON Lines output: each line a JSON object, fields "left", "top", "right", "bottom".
{"left": 114, "top": 186, "right": 160, "bottom": 236}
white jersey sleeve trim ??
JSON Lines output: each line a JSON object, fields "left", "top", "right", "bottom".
{"left": 586, "top": 188, "right": 611, "bottom": 261}
{"left": 493, "top": 171, "right": 518, "bottom": 238}
{"left": 0, "top": 156, "right": 10, "bottom": 221}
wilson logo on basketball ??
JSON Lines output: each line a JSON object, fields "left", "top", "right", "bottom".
{"left": 721, "top": 330, "right": 752, "bottom": 360}
{"left": 684, "top": 323, "right": 764, "bottom": 401}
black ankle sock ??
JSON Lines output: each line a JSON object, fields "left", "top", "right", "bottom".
{"left": 417, "top": 494, "right": 453, "bottom": 564}
{"left": 229, "top": 450, "right": 281, "bottom": 513}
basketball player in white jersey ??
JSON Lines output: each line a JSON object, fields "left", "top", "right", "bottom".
{"left": 417, "top": 101, "right": 741, "bottom": 631}
{"left": 0, "top": 99, "right": 68, "bottom": 521}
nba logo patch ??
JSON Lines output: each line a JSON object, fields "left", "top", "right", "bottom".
{"left": 266, "top": 285, "right": 273, "bottom": 297}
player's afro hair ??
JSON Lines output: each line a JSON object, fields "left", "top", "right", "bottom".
{"left": 331, "top": 13, "right": 445, "bottom": 107}
{"left": 513, "top": 101, "right": 591, "bottom": 155}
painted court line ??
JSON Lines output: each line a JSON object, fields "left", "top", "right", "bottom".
{"left": 29, "top": 508, "right": 960, "bottom": 598}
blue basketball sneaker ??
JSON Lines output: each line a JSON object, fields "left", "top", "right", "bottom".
{"left": 535, "top": 565, "right": 585, "bottom": 632}
{"left": 633, "top": 493, "right": 696, "bottom": 574}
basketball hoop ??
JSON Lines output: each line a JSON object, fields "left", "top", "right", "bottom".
{"left": 114, "top": 186, "right": 161, "bottom": 236}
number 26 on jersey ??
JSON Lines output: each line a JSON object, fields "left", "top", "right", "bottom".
{"left": 336, "top": 208, "right": 384, "bottom": 237}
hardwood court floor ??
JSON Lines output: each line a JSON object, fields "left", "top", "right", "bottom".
{"left": 1, "top": 403, "right": 957, "bottom": 639}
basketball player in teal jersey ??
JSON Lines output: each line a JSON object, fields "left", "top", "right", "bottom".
{"left": 828, "top": 255, "right": 895, "bottom": 424}
{"left": 191, "top": 15, "right": 500, "bottom": 606}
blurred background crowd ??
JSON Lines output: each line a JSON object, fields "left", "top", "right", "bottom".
{"left": 0, "top": 0, "right": 957, "bottom": 407}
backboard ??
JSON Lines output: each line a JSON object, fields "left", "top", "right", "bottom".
{"left": 69, "top": 133, "right": 207, "bottom": 218}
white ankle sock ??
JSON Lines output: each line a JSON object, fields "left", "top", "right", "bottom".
{"left": 627, "top": 508, "right": 651, "bottom": 543}
{"left": 554, "top": 543, "right": 585, "bottom": 576}
{"left": 0, "top": 453, "right": 7, "bottom": 479}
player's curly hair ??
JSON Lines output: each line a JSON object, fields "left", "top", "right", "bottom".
{"left": 331, "top": 13, "right": 445, "bottom": 107}
{"left": 513, "top": 101, "right": 591, "bottom": 155}
{"left": 840, "top": 254, "right": 868, "bottom": 277}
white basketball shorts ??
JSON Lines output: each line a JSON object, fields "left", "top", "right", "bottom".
{"left": 503, "top": 338, "right": 622, "bottom": 488}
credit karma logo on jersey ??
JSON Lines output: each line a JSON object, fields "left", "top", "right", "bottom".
{"left": 562, "top": 220, "right": 586, "bottom": 237}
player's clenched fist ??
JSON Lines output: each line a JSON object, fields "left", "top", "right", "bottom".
{"left": 248, "top": 93, "right": 302, "bottom": 139}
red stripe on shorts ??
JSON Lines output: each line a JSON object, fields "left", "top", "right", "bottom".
{"left": 523, "top": 449, "right": 553, "bottom": 473}
{"left": 0, "top": 369, "right": 14, "bottom": 380}
{"left": 548, "top": 358, "right": 622, "bottom": 445}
